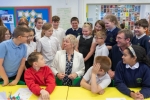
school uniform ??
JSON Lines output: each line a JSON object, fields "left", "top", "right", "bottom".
{"left": 51, "top": 50, "right": 85, "bottom": 77}
{"left": 34, "top": 27, "right": 42, "bottom": 42}
{"left": 77, "top": 35, "right": 94, "bottom": 73}
{"left": 37, "top": 36, "right": 61, "bottom": 67}
{"left": 94, "top": 43, "right": 109, "bottom": 60}
{"left": 105, "top": 27, "right": 120, "bottom": 46}
{"left": 24, "top": 66, "right": 56, "bottom": 96}
{"left": 83, "top": 66, "right": 111, "bottom": 89}
{"left": 25, "top": 41, "right": 36, "bottom": 60}
{"left": 132, "top": 34, "right": 150, "bottom": 54}
{"left": 109, "top": 44, "right": 123, "bottom": 71}
{"left": 115, "top": 61, "right": 150, "bottom": 98}
{"left": 0, "top": 39, "right": 26, "bottom": 81}
{"left": 52, "top": 27, "right": 66, "bottom": 46}
{"left": 65, "top": 28, "right": 82, "bottom": 37}
{"left": 25, "top": 41, "right": 36, "bottom": 68}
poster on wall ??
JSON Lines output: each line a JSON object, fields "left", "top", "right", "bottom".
{"left": 100, "top": 5, "right": 140, "bottom": 30}
{"left": 57, "top": 8, "right": 71, "bottom": 30}
{"left": 0, "top": 8, "right": 16, "bottom": 33}
{"left": 15, "top": 6, "right": 51, "bottom": 28}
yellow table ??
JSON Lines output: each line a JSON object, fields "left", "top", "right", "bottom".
{"left": 0, "top": 85, "right": 68, "bottom": 100}
{"left": 67, "top": 87, "right": 150, "bottom": 100}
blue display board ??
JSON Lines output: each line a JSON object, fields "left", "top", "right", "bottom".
{"left": 15, "top": 6, "right": 51, "bottom": 28}
{"left": 0, "top": 7, "right": 16, "bottom": 33}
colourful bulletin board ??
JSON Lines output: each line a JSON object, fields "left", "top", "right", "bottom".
{"left": 0, "top": 7, "right": 16, "bottom": 33}
{"left": 15, "top": 6, "right": 51, "bottom": 28}
{"left": 100, "top": 5, "right": 140, "bottom": 30}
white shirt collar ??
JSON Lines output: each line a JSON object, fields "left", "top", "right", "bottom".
{"left": 43, "top": 35, "right": 51, "bottom": 39}
{"left": 83, "top": 35, "right": 92, "bottom": 39}
{"left": 136, "top": 33, "right": 146, "bottom": 39}
{"left": 72, "top": 28, "right": 79, "bottom": 31}
{"left": 53, "top": 27, "right": 59, "bottom": 31}
{"left": 107, "top": 26, "right": 116, "bottom": 32}
{"left": 126, "top": 62, "right": 139, "bottom": 70}
{"left": 97, "top": 43, "right": 105, "bottom": 49}
{"left": 35, "top": 27, "right": 42, "bottom": 32}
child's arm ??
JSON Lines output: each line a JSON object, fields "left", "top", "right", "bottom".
{"left": 80, "top": 67, "right": 92, "bottom": 90}
{"left": 91, "top": 63, "right": 111, "bottom": 94}
{"left": 9, "top": 58, "right": 26, "bottom": 86}
{"left": 0, "top": 43, "right": 9, "bottom": 86}
{"left": 84, "top": 42, "right": 96, "bottom": 62}
{"left": 0, "top": 59, "right": 9, "bottom": 86}
{"left": 115, "top": 61, "right": 133, "bottom": 97}
{"left": 24, "top": 69, "right": 42, "bottom": 96}
{"left": 139, "top": 67, "right": 150, "bottom": 98}
{"left": 80, "top": 78, "right": 91, "bottom": 90}
{"left": 107, "top": 46, "right": 112, "bottom": 50}
{"left": 45, "top": 67, "right": 56, "bottom": 94}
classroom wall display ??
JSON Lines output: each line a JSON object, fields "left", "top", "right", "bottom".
{"left": 15, "top": 6, "right": 51, "bottom": 28}
{"left": 57, "top": 8, "right": 71, "bottom": 30}
{"left": 0, "top": 7, "right": 16, "bottom": 33}
{"left": 100, "top": 5, "right": 140, "bottom": 30}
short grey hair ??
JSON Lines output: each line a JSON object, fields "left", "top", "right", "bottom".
{"left": 64, "top": 34, "right": 78, "bottom": 48}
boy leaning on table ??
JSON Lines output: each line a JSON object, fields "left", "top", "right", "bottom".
{"left": 24, "top": 52, "right": 56, "bottom": 100}
{"left": 80, "top": 56, "right": 111, "bottom": 94}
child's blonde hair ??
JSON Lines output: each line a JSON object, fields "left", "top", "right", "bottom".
{"left": 104, "top": 14, "right": 120, "bottom": 28}
{"left": 82, "top": 22, "right": 92, "bottom": 35}
{"left": 41, "top": 23, "right": 52, "bottom": 37}
{"left": 95, "top": 31, "right": 106, "bottom": 39}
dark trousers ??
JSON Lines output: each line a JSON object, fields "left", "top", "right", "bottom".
{"left": 0, "top": 70, "right": 25, "bottom": 82}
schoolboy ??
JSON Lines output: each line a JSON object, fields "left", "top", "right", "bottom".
{"left": 0, "top": 26, "right": 30, "bottom": 86}
{"left": 132, "top": 19, "right": 150, "bottom": 54}
{"left": 24, "top": 52, "right": 55, "bottom": 99}
{"left": 52, "top": 15, "right": 65, "bottom": 46}
{"left": 65, "top": 17, "right": 82, "bottom": 37}
{"left": 94, "top": 31, "right": 109, "bottom": 60}
{"left": 80, "top": 56, "right": 111, "bottom": 94}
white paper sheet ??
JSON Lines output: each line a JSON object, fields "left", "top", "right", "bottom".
{"left": 13, "top": 88, "right": 32, "bottom": 100}
{"left": 0, "top": 92, "right": 7, "bottom": 100}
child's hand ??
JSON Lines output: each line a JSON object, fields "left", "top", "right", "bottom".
{"left": 2, "top": 78, "right": 9, "bottom": 86}
{"left": 68, "top": 73, "right": 78, "bottom": 80}
{"left": 99, "top": 89, "right": 105, "bottom": 95}
{"left": 40, "top": 89, "right": 50, "bottom": 100}
{"left": 135, "top": 92, "right": 144, "bottom": 100}
{"left": 57, "top": 73, "right": 65, "bottom": 80}
{"left": 92, "top": 63, "right": 100, "bottom": 74}
{"left": 108, "top": 70, "right": 115, "bottom": 79}
{"left": 8, "top": 79, "right": 18, "bottom": 86}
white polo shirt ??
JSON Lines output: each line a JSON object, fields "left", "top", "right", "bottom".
{"left": 83, "top": 66, "right": 111, "bottom": 89}
{"left": 94, "top": 43, "right": 109, "bottom": 59}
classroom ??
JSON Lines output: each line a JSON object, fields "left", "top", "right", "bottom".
{"left": 0, "top": 0, "right": 150, "bottom": 100}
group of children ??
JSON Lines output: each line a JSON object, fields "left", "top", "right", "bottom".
{"left": 0, "top": 14, "right": 150, "bottom": 100}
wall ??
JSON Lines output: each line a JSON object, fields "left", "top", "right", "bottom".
{"left": 0, "top": 0, "right": 83, "bottom": 27}
{"left": 1, "top": 0, "right": 150, "bottom": 26}
{"left": 82, "top": 0, "right": 150, "bottom": 24}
